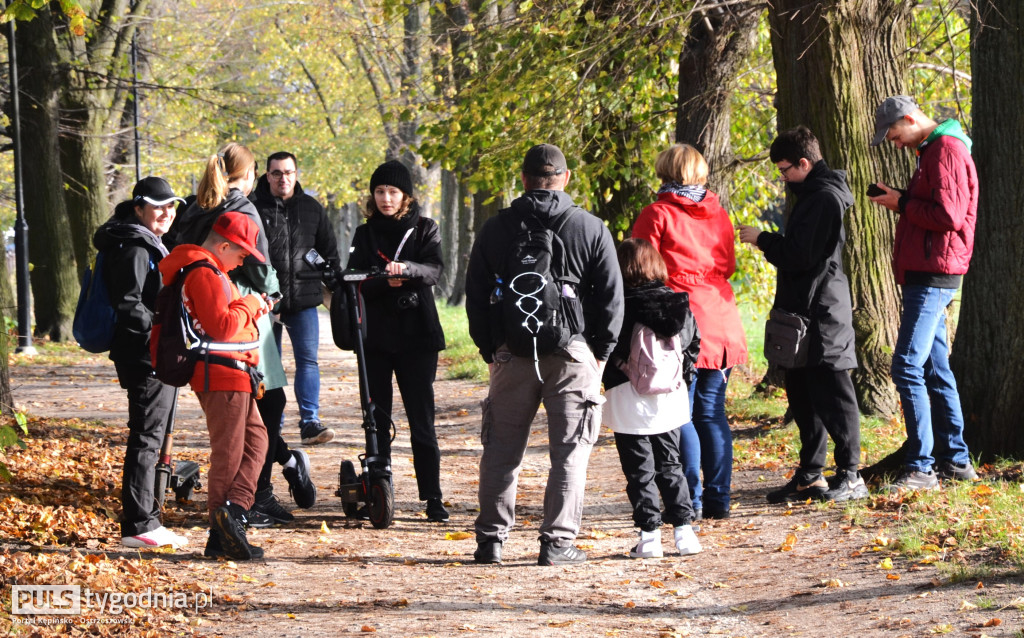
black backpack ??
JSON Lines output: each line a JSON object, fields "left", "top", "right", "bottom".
{"left": 494, "top": 208, "right": 582, "bottom": 371}
{"left": 150, "top": 261, "right": 259, "bottom": 388}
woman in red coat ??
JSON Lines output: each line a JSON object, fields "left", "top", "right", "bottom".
{"left": 632, "top": 144, "right": 748, "bottom": 519}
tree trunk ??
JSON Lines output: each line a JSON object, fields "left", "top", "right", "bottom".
{"left": 437, "top": 168, "right": 459, "bottom": 300}
{"left": 0, "top": 257, "right": 13, "bottom": 415}
{"left": 676, "top": 2, "right": 761, "bottom": 207}
{"left": 58, "top": 101, "right": 110, "bottom": 278}
{"left": 768, "top": 0, "right": 912, "bottom": 418}
{"left": 952, "top": 0, "right": 1024, "bottom": 459}
{"left": 446, "top": 177, "right": 475, "bottom": 306}
{"left": 13, "top": 11, "right": 79, "bottom": 341}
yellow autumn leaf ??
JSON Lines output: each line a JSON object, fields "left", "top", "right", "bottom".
{"left": 879, "top": 557, "right": 893, "bottom": 570}
{"left": 929, "top": 624, "right": 953, "bottom": 634}
{"left": 922, "top": 543, "right": 942, "bottom": 552}
{"left": 321, "top": 521, "right": 330, "bottom": 534}
{"left": 957, "top": 600, "right": 978, "bottom": 611}
{"left": 445, "top": 531, "right": 473, "bottom": 540}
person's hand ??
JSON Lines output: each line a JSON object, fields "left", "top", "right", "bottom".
{"left": 385, "top": 261, "right": 407, "bottom": 286}
{"left": 248, "top": 293, "right": 270, "bottom": 317}
{"left": 737, "top": 224, "right": 762, "bottom": 246}
{"left": 868, "top": 183, "right": 901, "bottom": 212}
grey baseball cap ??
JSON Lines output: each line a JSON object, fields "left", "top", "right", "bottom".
{"left": 871, "top": 95, "right": 918, "bottom": 146}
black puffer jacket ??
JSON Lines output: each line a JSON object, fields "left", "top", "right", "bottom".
{"left": 250, "top": 175, "right": 340, "bottom": 313}
{"left": 756, "top": 160, "right": 857, "bottom": 371}
{"left": 602, "top": 281, "right": 701, "bottom": 391}
{"left": 93, "top": 217, "right": 168, "bottom": 367}
{"left": 346, "top": 202, "right": 446, "bottom": 353}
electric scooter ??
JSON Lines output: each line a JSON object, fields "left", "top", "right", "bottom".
{"left": 330, "top": 268, "right": 396, "bottom": 529}
{"left": 154, "top": 389, "right": 202, "bottom": 508}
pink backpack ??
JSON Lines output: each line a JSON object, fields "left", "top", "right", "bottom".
{"left": 618, "top": 322, "right": 685, "bottom": 395}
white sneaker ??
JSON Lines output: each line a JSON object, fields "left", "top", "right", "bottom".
{"left": 122, "top": 526, "right": 188, "bottom": 549}
{"left": 674, "top": 525, "right": 702, "bottom": 556}
{"left": 629, "top": 529, "right": 663, "bottom": 558}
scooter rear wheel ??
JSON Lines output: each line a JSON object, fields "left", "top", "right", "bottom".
{"left": 339, "top": 460, "right": 360, "bottom": 518}
{"left": 368, "top": 477, "right": 394, "bottom": 529}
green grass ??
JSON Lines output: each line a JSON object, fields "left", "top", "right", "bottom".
{"left": 9, "top": 339, "right": 100, "bottom": 367}
{"left": 436, "top": 302, "right": 488, "bottom": 382}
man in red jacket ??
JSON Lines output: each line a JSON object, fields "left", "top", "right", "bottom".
{"left": 869, "top": 95, "right": 979, "bottom": 491}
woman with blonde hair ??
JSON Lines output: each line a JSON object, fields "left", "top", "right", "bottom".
{"left": 632, "top": 143, "right": 748, "bottom": 520}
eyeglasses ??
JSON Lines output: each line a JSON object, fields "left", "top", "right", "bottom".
{"left": 269, "top": 170, "right": 297, "bottom": 179}
{"left": 777, "top": 163, "right": 796, "bottom": 176}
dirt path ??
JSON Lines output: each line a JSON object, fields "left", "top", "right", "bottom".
{"left": 10, "top": 312, "right": 1023, "bottom": 637}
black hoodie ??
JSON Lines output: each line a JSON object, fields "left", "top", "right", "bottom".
{"left": 756, "top": 160, "right": 857, "bottom": 370}
{"left": 93, "top": 217, "right": 168, "bottom": 366}
{"left": 466, "top": 189, "right": 624, "bottom": 363}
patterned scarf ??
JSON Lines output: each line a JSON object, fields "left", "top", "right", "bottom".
{"left": 658, "top": 182, "right": 706, "bottom": 203}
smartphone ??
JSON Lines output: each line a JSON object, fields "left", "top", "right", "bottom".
{"left": 866, "top": 183, "right": 886, "bottom": 197}
{"left": 266, "top": 291, "right": 283, "bottom": 303}
{"left": 304, "top": 248, "right": 325, "bottom": 269}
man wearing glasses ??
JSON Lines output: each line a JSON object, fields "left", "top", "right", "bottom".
{"left": 251, "top": 152, "right": 341, "bottom": 446}
{"left": 738, "top": 125, "right": 865, "bottom": 504}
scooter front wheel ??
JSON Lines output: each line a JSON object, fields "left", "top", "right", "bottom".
{"left": 368, "top": 476, "right": 394, "bottom": 529}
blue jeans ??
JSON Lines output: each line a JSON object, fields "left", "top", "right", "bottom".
{"left": 273, "top": 307, "right": 321, "bottom": 426}
{"left": 891, "top": 285, "right": 970, "bottom": 472}
{"left": 678, "top": 367, "right": 732, "bottom": 513}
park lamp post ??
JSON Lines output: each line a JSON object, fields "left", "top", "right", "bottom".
{"left": 7, "top": 10, "right": 35, "bottom": 355}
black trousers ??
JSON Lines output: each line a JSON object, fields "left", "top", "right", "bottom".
{"left": 365, "top": 349, "right": 442, "bottom": 501}
{"left": 114, "top": 361, "right": 176, "bottom": 537}
{"left": 256, "top": 387, "right": 292, "bottom": 497}
{"left": 614, "top": 429, "right": 695, "bottom": 531}
{"left": 785, "top": 366, "right": 861, "bottom": 473}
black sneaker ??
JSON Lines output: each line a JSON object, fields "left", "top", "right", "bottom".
{"left": 538, "top": 542, "right": 587, "bottom": 566}
{"left": 203, "top": 529, "right": 224, "bottom": 558}
{"left": 212, "top": 503, "right": 262, "bottom": 560}
{"left": 283, "top": 450, "right": 317, "bottom": 509}
{"left": 703, "top": 505, "right": 731, "bottom": 519}
{"left": 300, "top": 421, "right": 335, "bottom": 446}
{"left": 824, "top": 469, "right": 869, "bottom": 502}
{"left": 425, "top": 498, "right": 450, "bottom": 522}
{"left": 474, "top": 540, "right": 502, "bottom": 565}
{"left": 766, "top": 472, "right": 829, "bottom": 504}
{"left": 885, "top": 469, "right": 939, "bottom": 492}
{"left": 251, "top": 492, "right": 295, "bottom": 525}
{"left": 245, "top": 507, "right": 275, "bottom": 529}
{"left": 935, "top": 460, "right": 978, "bottom": 482}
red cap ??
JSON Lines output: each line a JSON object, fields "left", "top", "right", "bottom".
{"left": 212, "top": 211, "right": 265, "bottom": 262}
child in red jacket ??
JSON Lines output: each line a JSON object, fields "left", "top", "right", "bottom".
{"left": 159, "top": 211, "right": 271, "bottom": 560}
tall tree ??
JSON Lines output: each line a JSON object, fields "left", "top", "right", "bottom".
{"left": 57, "top": 0, "right": 146, "bottom": 277}
{"left": 952, "top": 0, "right": 1024, "bottom": 458}
{"left": 768, "top": 0, "right": 913, "bottom": 418}
{"left": 675, "top": 1, "right": 762, "bottom": 203}
{"left": 7, "top": 9, "right": 79, "bottom": 340}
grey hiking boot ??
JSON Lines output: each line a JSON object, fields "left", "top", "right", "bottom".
{"left": 935, "top": 460, "right": 978, "bottom": 482}
{"left": 824, "top": 469, "right": 869, "bottom": 502}
{"left": 886, "top": 469, "right": 939, "bottom": 492}
{"left": 537, "top": 542, "right": 587, "bottom": 566}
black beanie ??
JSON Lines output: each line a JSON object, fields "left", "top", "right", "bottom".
{"left": 369, "top": 160, "right": 413, "bottom": 197}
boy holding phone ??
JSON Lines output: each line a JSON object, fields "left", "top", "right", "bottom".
{"left": 867, "top": 95, "right": 979, "bottom": 491}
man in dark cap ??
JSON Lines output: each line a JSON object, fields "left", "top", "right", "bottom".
{"left": 867, "top": 95, "right": 979, "bottom": 491}
{"left": 465, "top": 143, "right": 623, "bottom": 566}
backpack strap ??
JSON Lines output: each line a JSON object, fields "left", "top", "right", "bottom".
{"left": 179, "top": 260, "right": 261, "bottom": 391}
